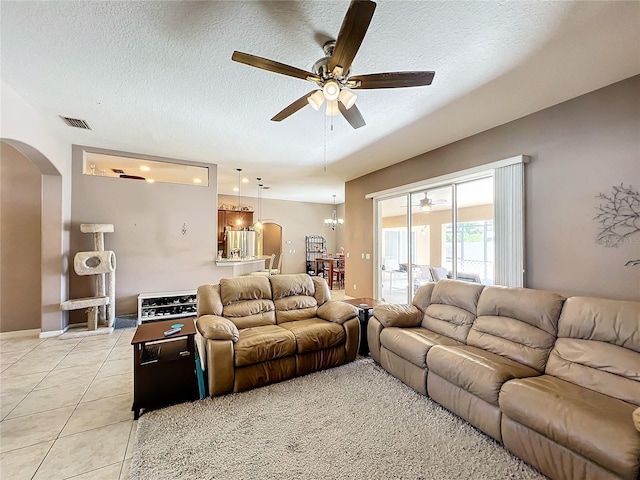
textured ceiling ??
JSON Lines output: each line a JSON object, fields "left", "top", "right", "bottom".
{"left": 1, "top": 1, "right": 639, "bottom": 203}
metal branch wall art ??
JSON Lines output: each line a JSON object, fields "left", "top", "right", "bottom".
{"left": 595, "top": 184, "right": 640, "bottom": 266}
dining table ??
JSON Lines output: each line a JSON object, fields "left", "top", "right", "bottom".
{"left": 314, "top": 256, "right": 343, "bottom": 289}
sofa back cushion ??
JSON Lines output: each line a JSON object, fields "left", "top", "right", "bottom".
{"left": 468, "top": 286, "right": 565, "bottom": 371}
{"left": 270, "top": 274, "right": 318, "bottom": 324}
{"left": 270, "top": 274, "right": 315, "bottom": 300}
{"left": 219, "top": 276, "right": 276, "bottom": 329}
{"left": 420, "top": 280, "right": 485, "bottom": 343}
{"left": 220, "top": 276, "right": 272, "bottom": 304}
{"left": 312, "top": 276, "right": 331, "bottom": 306}
{"left": 197, "top": 284, "right": 223, "bottom": 316}
{"left": 546, "top": 296, "right": 640, "bottom": 406}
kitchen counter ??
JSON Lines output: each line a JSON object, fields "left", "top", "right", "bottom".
{"left": 215, "top": 257, "right": 267, "bottom": 276}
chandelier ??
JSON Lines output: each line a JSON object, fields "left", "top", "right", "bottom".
{"left": 324, "top": 195, "right": 344, "bottom": 230}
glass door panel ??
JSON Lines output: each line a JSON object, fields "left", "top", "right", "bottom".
{"left": 377, "top": 196, "right": 410, "bottom": 303}
{"left": 453, "top": 177, "right": 494, "bottom": 284}
{"left": 412, "top": 186, "right": 452, "bottom": 290}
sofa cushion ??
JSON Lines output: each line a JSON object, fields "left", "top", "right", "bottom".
{"left": 546, "top": 296, "right": 640, "bottom": 406}
{"left": 234, "top": 325, "right": 296, "bottom": 367}
{"left": 223, "top": 299, "right": 276, "bottom": 329}
{"left": 274, "top": 296, "right": 318, "bottom": 323}
{"left": 279, "top": 319, "right": 345, "bottom": 353}
{"left": 500, "top": 375, "right": 640, "bottom": 479}
{"left": 197, "top": 315, "right": 239, "bottom": 342}
{"left": 467, "top": 286, "right": 564, "bottom": 372}
{"left": 412, "top": 283, "right": 435, "bottom": 314}
{"left": 430, "top": 279, "right": 485, "bottom": 316}
{"left": 197, "top": 284, "right": 223, "bottom": 316}
{"left": 420, "top": 280, "right": 485, "bottom": 344}
{"left": 312, "top": 276, "right": 331, "bottom": 306}
{"left": 427, "top": 345, "right": 539, "bottom": 406}
{"left": 270, "top": 273, "right": 315, "bottom": 300}
{"left": 380, "top": 327, "right": 464, "bottom": 368}
{"left": 374, "top": 304, "right": 422, "bottom": 328}
{"left": 220, "top": 276, "right": 271, "bottom": 305}
{"left": 317, "top": 301, "right": 357, "bottom": 324}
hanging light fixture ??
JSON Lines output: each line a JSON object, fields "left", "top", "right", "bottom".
{"left": 236, "top": 168, "right": 243, "bottom": 226}
{"left": 324, "top": 194, "right": 344, "bottom": 230}
{"left": 420, "top": 193, "right": 432, "bottom": 212}
{"left": 254, "top": 177, "right": 263, "bottom": 229}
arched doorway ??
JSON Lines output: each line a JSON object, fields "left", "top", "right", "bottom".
{"left": 263, "top": 222, "right": 283, "bottom": 271}
{"left": 1, "top": 139, "right": 65, "bottom": 335}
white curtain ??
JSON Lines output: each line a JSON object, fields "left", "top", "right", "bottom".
{"left": 494, "top": 162, "right": 525, "bottom": 287}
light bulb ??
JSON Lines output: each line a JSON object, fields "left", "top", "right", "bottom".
{"left": 323, "top": 81, "right": 340, "bottom": 101}
{"left": 307, "top": 90, "right": 325, "bottom": 111}
{"left": 338, "top": 89, "right": 357, "bottom": 110}
{"left": 325, "top": 100, "right": 339, "bottom": 116}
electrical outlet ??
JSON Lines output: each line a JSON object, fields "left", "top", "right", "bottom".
{"left": 353, "top": 284, "right": 357, "bottom": 290}
{"left": 346, "top": 252, "right": 350, "bottom": 258}
{"left": 361, "top": 253, "right": 365, "bottom": 259}
{"left": 365, "top": 253, "right": 370, "bottom": 260}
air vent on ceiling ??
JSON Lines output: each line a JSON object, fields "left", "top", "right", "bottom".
{"left": 59, "top": 116, "right": 92, "bottom": 130}
{"left": 112, "top": 169, "right": 125, "bottom": 174}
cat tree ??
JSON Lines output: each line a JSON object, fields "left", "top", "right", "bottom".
{"left": 60, "top": 224, "right": 116, "bottom": 336}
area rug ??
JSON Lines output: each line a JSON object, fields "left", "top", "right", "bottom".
{"left": 130, "top": 359, "right": 544, "bottom": 480}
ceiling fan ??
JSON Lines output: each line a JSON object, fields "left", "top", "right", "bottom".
{"left": 402, "top": 194, "right": 449, "bottom": 211}
{"left": 231, "top": 0, "right": 435, "bottom": 129}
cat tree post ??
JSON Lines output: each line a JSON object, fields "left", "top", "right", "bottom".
{"left": 80, "top": 224, "right": 114, "bottom": 324}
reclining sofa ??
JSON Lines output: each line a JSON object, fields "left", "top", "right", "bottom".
{"left": 196, "top": 274, "right": 358, "bottom": 396}
{"left": 369, "top": 279, "right": 640, "bottom": 480}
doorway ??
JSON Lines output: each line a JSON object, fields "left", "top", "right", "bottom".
{"left": 262, "top": 222, "right": 282, "bottom": 270}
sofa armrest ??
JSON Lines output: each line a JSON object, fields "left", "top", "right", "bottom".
{"left": 373, "top": 304, "right": 422, "bottom": 328}
{"left": 317, "top": 301, "right": 357, "bottom": 324}
{"left": 197, "top": 315, "right": 239, "bottom": 342}
{"left": 634, "top": 408, "right": 640, "bottom": 433}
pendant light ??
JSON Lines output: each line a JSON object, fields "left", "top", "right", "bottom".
{"left": 236, "top": 168, "right": 243, "bottom": 226}
{"left": 255, "top": 177, "right": 263, "bottom": 229}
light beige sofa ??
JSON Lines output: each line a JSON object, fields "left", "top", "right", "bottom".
{"left": 196, "top": 274, "right": 358, "bottom": 396}
{"left": 369, "top": 279, "right": 640, "bottom": 480}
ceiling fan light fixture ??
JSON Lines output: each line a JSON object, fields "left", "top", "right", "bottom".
{"left": 323, "top": 80, "right": 340, "bottom": 101}
{"left": 307, "top": 90, "right": 325, "bottom": 111}
{"left": 338, "top": 89, "right": 357, "bottom": 110}
{"left": 420, "top": 198, "right": 432, "bottom": 212}
{"left": 325, "top": 100, "right": 340, "bottom": 116}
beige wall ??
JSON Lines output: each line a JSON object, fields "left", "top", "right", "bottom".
{"left": 346, "top": 75, "right": 640, "bottom": 301}
{"left": 218, "top": 194, "right": 339, "bottom": 274}
{"left": 0, "top": 143, "right": 42, "bottom": 332}
{"left": 2, "top": 81, "right": 70, "bottom": 333}
{"left": 70, "top": 146, "right": 218, "bottom": 318}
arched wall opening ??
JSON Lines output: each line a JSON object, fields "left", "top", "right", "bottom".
{"left": 1, "top": 139, "right": 65, "bottom": 335}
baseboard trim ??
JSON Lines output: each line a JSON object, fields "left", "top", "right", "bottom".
{"left": 0, "top": 328, "right": 41, "bottom": 339}
{"left": 39, "top": 326, "right": 69, "bottom": 338}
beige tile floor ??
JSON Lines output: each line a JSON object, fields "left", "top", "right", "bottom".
{"left": 0, "top": 288, "right": 349, "bottom": 479}
{"left": 0, "top": 327, "right": 137, "bottom": 480}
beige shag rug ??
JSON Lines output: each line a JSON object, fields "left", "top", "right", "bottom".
{"left": 130, "top": 359, "right": 544, "bottom": 480}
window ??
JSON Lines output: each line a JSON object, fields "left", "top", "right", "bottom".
{"left": 369, "top": 155, "right": 528, "bottom": 302}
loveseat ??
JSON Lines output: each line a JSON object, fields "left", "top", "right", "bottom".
{"left": 369, "top": 279, "right": 640, "bottom": 480}
{"left": 195, "top": 274, "right": 358, "bottom": 396}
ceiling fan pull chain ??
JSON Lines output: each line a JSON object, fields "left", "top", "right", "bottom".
{"left": 323, "top": 114, "right": 327, "bottom": 173}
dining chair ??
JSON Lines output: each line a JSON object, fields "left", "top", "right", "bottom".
{"left": 270, "top": 253, "right": 283, "bottom": 275}
{"left": 250, "top": 253, "right": 276, "bottom": 276}
{"left": 332, "top": 256, "right": 345, "bottom": 289}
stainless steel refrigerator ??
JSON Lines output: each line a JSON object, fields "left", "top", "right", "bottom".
{"left": 225, "top": 230, "right": 257, "bottom": 258}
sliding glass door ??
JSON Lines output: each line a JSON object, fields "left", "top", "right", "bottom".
{"left": 376, "top": 176, "right": 495, "bottom": 302}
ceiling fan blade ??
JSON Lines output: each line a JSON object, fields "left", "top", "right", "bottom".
{"left": 271, "top": 91, "right": 316, "bottom": 122}
{"left": 350, "top": 71, "right": 435, "bottom": 89}
{"left": 232, "top": 51, "right": 320, "bottom": 82}
{"left": 329, "top": 0, "right": 376, "bottom": 74}
{"left": 338, "top": 102, "right": 366, "bottom": 129}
